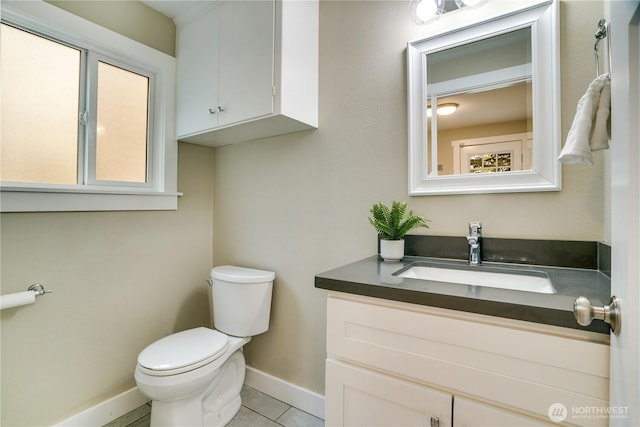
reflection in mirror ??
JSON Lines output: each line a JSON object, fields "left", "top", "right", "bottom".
{"left": 407, "top": 0, "right": 561, "bottom": 195}
{"left": 432, "top": 82, "right": 533, "bottom": 175}
{"left": 425, "top": 28, "right": 533, "bottom": 176}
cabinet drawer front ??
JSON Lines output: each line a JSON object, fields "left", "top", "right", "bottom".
{"left": 326, "top": 358, "right": 452, "bottom": 427}
{"left": 327, "top": 294, "right": 609, "bottom": 426}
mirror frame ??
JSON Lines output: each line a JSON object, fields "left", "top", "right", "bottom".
{"left": 407, "top": 0, "right": 560, "bottom": 195}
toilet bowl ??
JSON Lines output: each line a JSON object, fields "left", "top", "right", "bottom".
{"left": 134, "top": 266, "right": 275, "bottom": 427}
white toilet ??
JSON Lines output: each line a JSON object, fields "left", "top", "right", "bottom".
{"left": 134, "top": 265, "right": 275, "bottom": 427}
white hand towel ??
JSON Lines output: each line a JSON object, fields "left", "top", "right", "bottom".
{"left": 558, "top": 73, "right": 611, "bottom": 165}
{"left": 590, "top": 76, "right": 611, "bottom": 151}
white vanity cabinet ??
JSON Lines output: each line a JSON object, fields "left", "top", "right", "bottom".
{"left": 176, "top": 0, "right": 318, "bottom": 147}
{"left": 325, "top": 292, "right": 610, "bottom": 427}
{"left": 326, "top": 359, "right": 452, "bottom": 427}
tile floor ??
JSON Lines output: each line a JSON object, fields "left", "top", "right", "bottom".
{"left": 103, "top": 385, "right": 324, "bottom": 427}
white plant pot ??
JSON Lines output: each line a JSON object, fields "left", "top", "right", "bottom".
{"left": 380, "top": 239, "right": 405, "bottom": 262}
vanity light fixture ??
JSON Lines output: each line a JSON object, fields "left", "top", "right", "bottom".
{"left": 454, "top": 0, "right": 484, "bottom": 9}
{"left": 408, "top": 0, "right": 445, "bottom": 24}
{"left": 426, "top": 102, "right": 459, "bottom": 117}
{"left": 410, "top": 0, "right": 485, "bottom": 25}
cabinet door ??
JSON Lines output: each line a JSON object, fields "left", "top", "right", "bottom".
{"left": 454, "top": 397, "right": 555, "bottom": 427}
{"left": 326, "top": 359, "right": 452, "bottom": 427}
{"left": 176, "top": 7, "right": 220, "bottom": 136}
{"left": 217, "top": 0, "right": 275, "bottom": 127}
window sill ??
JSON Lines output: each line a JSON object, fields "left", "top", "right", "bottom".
{"left": 1, "top": 187, "right": 182, "bottom": 212}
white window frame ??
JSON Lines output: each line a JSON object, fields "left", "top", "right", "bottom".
{"left": 86, "top": 54, "right": 156, "bottom": 189}
{"left": 1, "top": 0, "right": 180, "bottom": 212}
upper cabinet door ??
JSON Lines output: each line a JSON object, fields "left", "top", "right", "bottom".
{"left": 217, "top": 0, "right": 275, "bottom": 127}
{"left": 176, "top": 0, "right": 318, "bottom": 146}
{"left": 176, "top": 6, "right": 220, "bottom": 136}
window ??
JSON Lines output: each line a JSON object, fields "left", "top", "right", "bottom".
{"left": 0, "top": 1, "right": 178, "bottom": 212}
{"left": 94, "top": 61, "right": 151, "bottom": 184}
{"left": 451, "top": 133, "right": 533, "bottom": 175}
{"left": 1, "top": 23, "right": 81, "bottom": 185}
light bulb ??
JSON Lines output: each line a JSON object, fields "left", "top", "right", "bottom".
{"left": 415, "top": 0, "right": 437, "bottom": 22}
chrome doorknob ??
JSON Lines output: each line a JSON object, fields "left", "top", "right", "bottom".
{"left": 573, "top": 295, "right": 621, "bottom": 335}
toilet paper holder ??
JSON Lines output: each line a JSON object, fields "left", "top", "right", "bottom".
{"left": 0, "top": 283, "right": 53, "bottom": 311}
{"left": 28, "top": 283, "right": 53, "bottom": 296}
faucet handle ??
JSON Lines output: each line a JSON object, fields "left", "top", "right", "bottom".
{"left": 468, "top": 222, "right": 482, "bottom": 236}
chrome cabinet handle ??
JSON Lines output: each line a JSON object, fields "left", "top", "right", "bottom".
{"left": 217, "top": 106, "right": 224, "bottom": 112}
{"left": 430, "top": 416, "right": 440, "bottom": 427}
{"left": 574, "top": 295, "right": 621, "bottom": 335}
{"left": 208, "top": 108, "right": 216, "bottom": 114}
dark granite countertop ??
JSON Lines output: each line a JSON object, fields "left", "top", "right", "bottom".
{"left": 315, "top": 255, "right": 611, "bottom": 334}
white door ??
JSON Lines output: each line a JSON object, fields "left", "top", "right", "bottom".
{"left": 609, "top": 1, "right": 640, "bottom": 425}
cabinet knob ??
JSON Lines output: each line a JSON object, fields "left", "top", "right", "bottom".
{"left": 208, "top": 108, "right": 216, "bottom": 115}
{"left": 430, "top": 416, "right": 440, "bottom": 427}
{"left": 217, "top": 106, "right": 224, "bottom": 112}
{"left": 574, "top": 295, "right": 621, "bottom": 335}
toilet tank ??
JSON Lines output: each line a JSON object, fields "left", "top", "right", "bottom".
{"left": 210, "top": 265, "right": 275, "bottom": 337}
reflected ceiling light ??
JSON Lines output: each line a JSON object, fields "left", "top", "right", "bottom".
{"left": 437, "top": 103, "right": 459, "bottom": 115}
{"left": 426, "top": 103, "right": 459, "bottom": 117}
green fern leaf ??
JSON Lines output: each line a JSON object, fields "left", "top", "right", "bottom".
{"left": 368, "top": 201, "right": 430, "bottom": 240}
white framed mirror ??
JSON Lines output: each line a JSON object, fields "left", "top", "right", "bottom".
{"left": 407, "top": 0, "right": 560, "bottom": 195}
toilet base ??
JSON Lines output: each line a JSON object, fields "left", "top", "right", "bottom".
{"left": 147, "top": 350, "right": 247, "bottom": 427}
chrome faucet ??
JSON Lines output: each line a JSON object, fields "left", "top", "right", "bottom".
{"left": 467, "top": 222, "right": 482, "bottom": 265}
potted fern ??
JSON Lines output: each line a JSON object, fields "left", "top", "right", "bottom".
{"left": 368, "top": 201, "right": 430, "bottom": 261}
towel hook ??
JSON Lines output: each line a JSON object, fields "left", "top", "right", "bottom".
{"left": 594, "top": 18, "right": 612, "bottom": 77}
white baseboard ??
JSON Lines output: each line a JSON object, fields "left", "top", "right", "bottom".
{"left": 245, "top": 366, "right": 325, "bottom": 420}
{"left": 53, "top": 367, "right": 325, "bottom": 426}
{"left": 52, "top": 387, "right": 149, "bottom": 427}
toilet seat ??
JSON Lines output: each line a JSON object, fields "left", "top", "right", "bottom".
{"left": 137, "top": 327, "right": 229, "bottom": 376}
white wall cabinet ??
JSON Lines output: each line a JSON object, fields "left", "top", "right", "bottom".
{"left": 325, "top": 292, "right": 610, "bottom": 427}
{"left": 176, "top": 0, "right": 318, "bottom": 147}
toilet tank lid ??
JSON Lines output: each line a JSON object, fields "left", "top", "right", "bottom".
{"left": 211, "top": 265, "right": 275, "bottom": 283}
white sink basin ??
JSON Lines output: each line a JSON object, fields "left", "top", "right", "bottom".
{"left": 398, "top": 264, "right": 556, "bottom": 294}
